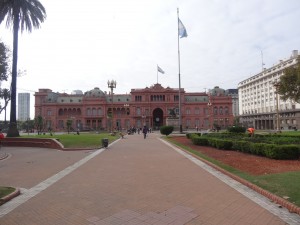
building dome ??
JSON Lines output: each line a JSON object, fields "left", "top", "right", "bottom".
{"left": 209, "top": 86, "right": 226, "bottom": 96}
{"left": 71, "top": 90, "right": 83, "bottom": 95}
{"left": 84, "top": 87, "right": 106, "bottom": 97}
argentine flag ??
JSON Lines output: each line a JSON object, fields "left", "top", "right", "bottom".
{"left": 178, "top": 18, "right": 188, "bottom": 38}
{"left": 157, "top": 65, "right": 165, "bottom": 74}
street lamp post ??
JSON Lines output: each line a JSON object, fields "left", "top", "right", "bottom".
{"left": 142, "top": 115, "right": 146, "bottom": 126}
{"left": 124, "top": 104, "right": 130, "bottom": 129}
{"left": 207, "top": 101, "right": 212, "bottom": 130}
{"left": 273, "top": 82, "right": 280, "bottom": 132}
{"left": 108, "top": 80, "right": 117, "bottom": 132}
{"left": 27, "top": 117, "right": 30, "bottom": 136}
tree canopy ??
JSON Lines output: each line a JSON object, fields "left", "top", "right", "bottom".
{"left": 0, "top": 0, "right": 46, "bottom": 137}
{"left": 277, "top": 56, "right": 300, "bottom": 103}
{"left": 0, "top": 41, "right": 9, "bottom": 83}
{"left": 0, "top": 41, "right": 10, "bottom": 118}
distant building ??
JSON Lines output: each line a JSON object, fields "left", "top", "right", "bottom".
{"left": 238, "top": 50, "right": 300, "bottom": 130}
{"left": 34, "top": 84, "right": 234, "bottom": 131}
{"left": 18, "top": 93, "right": 30, "bottom": 121}
{"left": 226, "top": 89, "right": 239, "bottom": 117}
{"left": 71, "top": 90, "right": 83, "bottom": 95}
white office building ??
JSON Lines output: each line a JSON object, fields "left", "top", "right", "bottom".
{"left": 238, "top": 50, "right": 299, "bottom": 130}
{"left": 18, "top": 93, "right": 30, "bottom": 121}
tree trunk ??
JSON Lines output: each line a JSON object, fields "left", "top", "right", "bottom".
{"left": 7, "top": 14, "right": 20, "bottom": 137}
{"left": 4, "top": 107, "right": 7, "bottom": 124}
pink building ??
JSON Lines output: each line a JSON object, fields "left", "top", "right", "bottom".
{"left": 34, "top": 84, "right": 234, "bottom": 131}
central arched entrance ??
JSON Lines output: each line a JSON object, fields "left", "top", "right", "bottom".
{"left": 153, "top": 108, "right": 163, "bottom": 130}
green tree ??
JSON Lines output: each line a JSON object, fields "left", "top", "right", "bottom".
{"left": 0, "top": 41, "right": 9, "bottom": 82}
{"left": 277, "top": 56, "right": 300, "bottom": 103}
{"left": 34, "top": 115, "right": 43, "bottom": 135}
{"left": 0, "top": 88, "right": 11, "bottom": 123}
{"left": 19, "top": 119, "right": 34, "bottom": 132}
{"left": 0, "top": 0, "right": 46, "bottom": 137}
{"left": 0, "top": 41, "right": 10, "bottom": 122}
{"left": 66, "top": 120, "right": 72, "bottom": 134}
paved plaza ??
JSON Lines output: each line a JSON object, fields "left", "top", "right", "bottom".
{"left": 0, "top": 132, "right": 300, "bottom": 225}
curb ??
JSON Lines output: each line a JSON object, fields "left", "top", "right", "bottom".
{"left": 0, "top": 152, "right": 8, "bottom": 160}
{"left": 175, "top": 145, "right": 300, "bottom": 216}
{"left": 0, "top": 188, "right": 21, "bottom": 205}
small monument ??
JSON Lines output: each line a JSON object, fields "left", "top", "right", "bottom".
{"left": 166, "top": 108, "right": 180, "bottom": 130}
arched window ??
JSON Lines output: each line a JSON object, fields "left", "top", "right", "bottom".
{"left": 213, "top": 107, "right": 218, "bottom": 115}
{"left": 98, "top": 108, "right": 102, "bottom": 115}
{"left": 58, "top": 108, "right": 63, "bottom": 115}
{"left": 67, "top": 108, "right": 72, "bottom": 115}
{"left": 92, "top": 108, "right": 97, "bottom": 115}
{"left": 225, "top": 107, "right": 229, "bottom": 115}
{"left": 219, "top": 107, "right": 223, "bottom": 115}
{"left": 186, "top": 108, "right": 191, "bottom": 114}
{"left": 87, "top": 108, "right": 91, "bottom": 116}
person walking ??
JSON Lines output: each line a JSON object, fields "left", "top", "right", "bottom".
{"left": 142, "top": 125, "right": 148, "bottom": 139}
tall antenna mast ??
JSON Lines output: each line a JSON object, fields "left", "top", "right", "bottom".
{"left": 261, "top": 50, "right": 265, "bottom": 71}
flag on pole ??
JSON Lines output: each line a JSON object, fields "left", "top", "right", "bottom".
{"left": 178, "top": 18, "right": 188, "bottom": 38}
{"left": 157, "top": 65, "right": 165, "bottom": 74}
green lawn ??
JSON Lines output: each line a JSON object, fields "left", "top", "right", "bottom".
{"left": 21, "top": 132, "right": 120, "bottom": 148}
{"left": 252, "top": 171, "right": 300, "bottom": 206}
{"left": 166, "top": 136, "right": 300, "bottom": 207}
{"left": 0, "top": 186, "right": 15, "bottom": 203}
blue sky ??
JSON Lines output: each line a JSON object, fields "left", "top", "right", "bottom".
{"left": 0, "top": 0, "right": 300, "bottom": 119}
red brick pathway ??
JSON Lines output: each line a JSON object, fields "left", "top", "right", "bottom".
{"left": 0, "top": 133, "right": 299, "bottom": 225}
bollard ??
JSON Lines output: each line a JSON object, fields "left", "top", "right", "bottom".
{"left": 102, "top": 138, "right": 109, "bottom": 148}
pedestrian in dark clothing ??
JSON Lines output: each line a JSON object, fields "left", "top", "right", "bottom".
{"left": 142, "top": 126, "right": 148, "bottom": 139}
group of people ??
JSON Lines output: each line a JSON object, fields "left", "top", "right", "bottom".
{"left": 127, "top": 126, "right": 151, "bottom": 139}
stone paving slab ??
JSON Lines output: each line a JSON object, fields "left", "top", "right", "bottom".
{"left": 0, "top": 133, "right": 299, "bottom": 224}
{"left": 0, "top": 147, "right": 90, "bottom": 188}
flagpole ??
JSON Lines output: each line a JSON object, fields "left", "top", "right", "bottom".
{"left": 177, "top": 8, "right": 183, "bottom": 133}
{"left": 157, "top": 65, "right": 158, "bottom": 84}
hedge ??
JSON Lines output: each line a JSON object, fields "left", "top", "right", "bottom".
{"left": 264, "top": 144, "right": 300, "bottom": 160}
{"left": 191, "top": 136, "right": 209, "bottom": 146}
{"left": 215, "top": 139, "right": 232, "bottom": 150}
{"left": 190, "top": 135, "right": 300, "bottom": 160}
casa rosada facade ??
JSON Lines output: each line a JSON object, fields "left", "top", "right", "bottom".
{"left": 34, "top": 83, "right": 234, "bottom": 131}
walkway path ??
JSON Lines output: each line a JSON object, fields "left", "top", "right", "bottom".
{"left": 0, "top": 132, "right": 300, "bottom": 225}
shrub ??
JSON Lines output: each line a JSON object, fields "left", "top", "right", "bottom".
{"left": 250, "top": 143, "right": 267, "bottom": 156}
{"left": 232, "top": 140, "right": 251, "bottom": 153}
{"left": 227, "top": 126, "right": 246, "bottom": 133}
{"left": 263, "top": 144, "right": 278, "bottom": 159}
{"left": 192, "top": 136, "right": 209, "bottom": 146}
{"left": 215, "top": 139, "right": 233, "bottom": 150}
{"left": 265, "top": 145, "right": 300, "bottom": 160}
{"left": 186, "top": 133, "right": 200, "bottom": 139}
{"left": 160, "top": 126, "right": 174, "bottom": 136}
{"left": 208, "top": 138, "right": 217, "bottom": 148}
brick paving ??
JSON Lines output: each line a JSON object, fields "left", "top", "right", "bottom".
{"left": 0, "top": 133, "right": 300, "bottom": 225}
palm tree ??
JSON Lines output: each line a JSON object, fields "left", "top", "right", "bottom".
{"left": 0, "top": 0, "right": 46, "bottom": 137}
